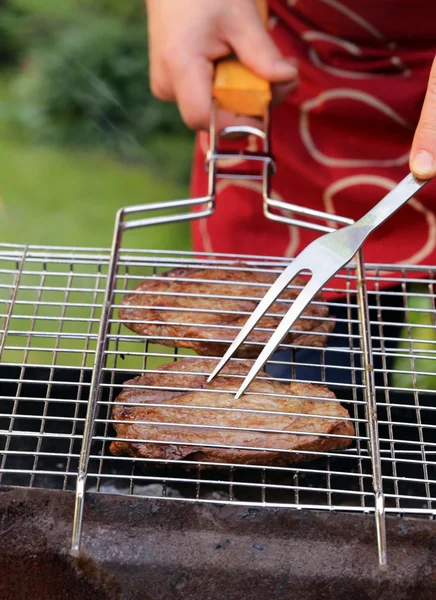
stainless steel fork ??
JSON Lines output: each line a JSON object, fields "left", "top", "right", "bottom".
{"left": 208, "top": 172, "right": 431, "bottom": 398}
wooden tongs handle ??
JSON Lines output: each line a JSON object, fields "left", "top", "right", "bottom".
{"left": 212, "top": 0, "right": 271, "bottom": 118}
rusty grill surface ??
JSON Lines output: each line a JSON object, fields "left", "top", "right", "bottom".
{"left": 0, "top": 243, "right": 436, "bottom": 563}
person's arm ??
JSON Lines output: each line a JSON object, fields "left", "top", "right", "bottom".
{"left": 410, "top": 56, "right": 436, "bottom": 179}
{"left": 145, "top": 0, "right": 298, "bottom": 130}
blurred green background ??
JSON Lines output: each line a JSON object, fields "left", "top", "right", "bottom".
{"left": 0, "top": 0, "right": 194, "bottom": 251}
{"left": 1, "top": 1, "right": 434, "bottom": 387}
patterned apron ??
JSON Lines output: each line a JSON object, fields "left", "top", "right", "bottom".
{"left": 191, "top": 0, "right": 436, "bottom": 295}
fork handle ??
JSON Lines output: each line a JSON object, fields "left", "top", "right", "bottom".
{"left": 358, "top": 173, "right": 430, "bottom": 231}
{"left": 213, "top": 0, "right": 272, "bottom": 117}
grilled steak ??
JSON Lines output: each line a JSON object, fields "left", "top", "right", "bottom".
{"left": 119, "top": 265, "right": 334, "bottom": 357}
{"left": 110, "top": 357, "right": 354, "bottom": 466}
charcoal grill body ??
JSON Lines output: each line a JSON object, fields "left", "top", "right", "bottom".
{"left": 1, "top": 487, "right": 436, "bottom": 600}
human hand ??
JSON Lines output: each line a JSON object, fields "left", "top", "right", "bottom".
{"left": 145, "top": 0, "right": 298, "bottom": 130}
{"left": 410, "top": 56, "right": 436, "bottom": 180}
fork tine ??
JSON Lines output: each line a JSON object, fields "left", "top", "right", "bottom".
{"left": 207, "top": 258, "right": 308, "bottom": 383}
{"left": 234, "top": 274, "right": 327, "bottom": 399}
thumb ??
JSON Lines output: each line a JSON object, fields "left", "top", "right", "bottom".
{"left": 225, "top": 4, "right": 298, "bottom": 83}
{"left": 410, "top": 56, "right": 436, "bottom": 179}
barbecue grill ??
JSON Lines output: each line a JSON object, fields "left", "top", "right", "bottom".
{"left": 1, "top": 127, "right": 436, "bottom": 598}
{"left": 1, "top": 238, "right": 436, "bottom": 551}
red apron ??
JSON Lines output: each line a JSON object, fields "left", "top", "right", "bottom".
{"left": 191, "top": 0, "right": 436, "bottom": 295}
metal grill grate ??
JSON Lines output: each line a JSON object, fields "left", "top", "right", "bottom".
{"left": 1, "top": 243, "right": 436, "bottom": 561}
{"left": 0, "top": 245, "right": 108, "bottom": 491}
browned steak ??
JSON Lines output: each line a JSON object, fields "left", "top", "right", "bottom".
{"left": 109, "top": 357, "right": 354, "bottom": 466}
{"left": 119, "top": 265, "right": 334, "bottom": 357}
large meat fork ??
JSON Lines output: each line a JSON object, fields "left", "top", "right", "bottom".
{"left": 208, "top": 173, "right": 431, "bottom": 398}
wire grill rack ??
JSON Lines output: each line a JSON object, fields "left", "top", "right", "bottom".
{"left": 1, "top": 243, "right": 436, "bottom": 564}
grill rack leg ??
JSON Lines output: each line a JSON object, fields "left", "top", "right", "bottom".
{"left": 71, "top": 213, "right": 123, "bottom": 553}
{"left": 356, "top": 249, "right": 387, "bottom": 568}
{"left": 70, "top": 197, "right": 215, "bottom": 552}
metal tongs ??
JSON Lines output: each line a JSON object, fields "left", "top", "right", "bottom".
{"left": 208, "top": 173, "right": 431, "bottom": 396}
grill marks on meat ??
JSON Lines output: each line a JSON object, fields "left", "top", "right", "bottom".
{"left": 110, "top": 358, "right": 354, "bottom": 466}
{"left": 114, "top": 266, "right": 347, "bottom": 467}
{"left": 119, "top": 265, "right": 334, "bottom": 357}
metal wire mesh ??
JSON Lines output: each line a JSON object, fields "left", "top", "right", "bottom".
{"left": 0, "top": 245, "right": 106, "bottom": 490}
{"left": 1, "top": 243, "right": 435, "bottom": 518}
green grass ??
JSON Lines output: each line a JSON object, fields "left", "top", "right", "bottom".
{"left": 0, "top": 67, "right": 193, "bottom": 250}
{"left": 0, "top": 136, "right": 192, "bottom": 250}
{"left": 391, "top": 284, "right": 436, "bottom": 391}
{"left": 0, "top": 132, "right": 194, "bottom": 368}
{"left": 0, "top": 72, "right": 195, "bottom": 369}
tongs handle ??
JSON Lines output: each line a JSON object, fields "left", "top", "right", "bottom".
{"left": 213, "top": 0, "right": 271, "bottom": 117}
